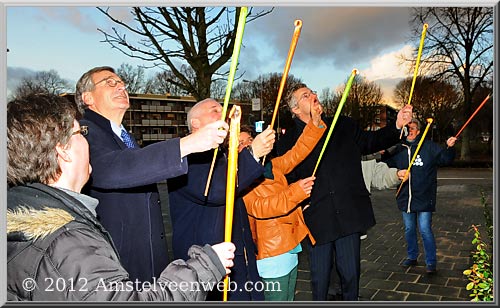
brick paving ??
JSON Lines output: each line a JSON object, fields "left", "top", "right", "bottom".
{"left": 159, "top": 167, "right": 493, "bottom": 302}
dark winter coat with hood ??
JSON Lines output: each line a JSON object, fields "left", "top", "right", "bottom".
{"left": 7, "top": 183, "right": 226, "bottom": 301}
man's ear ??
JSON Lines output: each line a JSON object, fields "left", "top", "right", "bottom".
{"left": 55, "top": 143, "right": 72, "bottom": 163}
{"left": 291, "top": 105, "right": 301, "bottom": 117}
{"left": 81, "top": 92, "right": 94, "bottom": 107}
{"left": 191, "top": 118, "right": 201, "bottom": 131}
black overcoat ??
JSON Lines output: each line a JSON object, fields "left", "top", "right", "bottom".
{"left": 276, "top": 116, "right": 401, "bottom": 244}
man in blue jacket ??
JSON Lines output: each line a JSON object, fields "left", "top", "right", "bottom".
{"left": 75, "top": 66, "right": 229, "bottom": 284}
{"left": 384, "top": 118, "right": 457, "bottom": 273}
{"left": 168, "top": 98, "right": 276, "bottom": 301}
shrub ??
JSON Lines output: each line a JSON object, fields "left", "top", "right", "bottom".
{"left": 463, "top": 224, "right": 494, "bottom": 301}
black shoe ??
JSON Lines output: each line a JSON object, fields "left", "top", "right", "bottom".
{"left": 426, "top": 264, "right": 437, "bottom": 273}
{"left": 402, "top": 259, "right": 418, "bottom": 267}
{"left": 327, "top": 293, "right": 343, "bottom": 301}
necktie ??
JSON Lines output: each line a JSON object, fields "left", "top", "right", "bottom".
{"left": 121, "top": 129, "right": 137, "bottom": 149}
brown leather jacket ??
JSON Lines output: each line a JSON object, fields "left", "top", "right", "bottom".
{"left": 243, "top": 120, "right": 326, "bottom": 260}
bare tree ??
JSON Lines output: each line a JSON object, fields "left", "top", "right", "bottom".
{"left": 234, "top": 73, "right": 303, "bottom": 128}
{"left": 12, "top": 70, "right": 71, "bottom": 99}
{"left": 230, "top": 73, "right": 303, "bottom": 129}
{"left": 116, "top": 63, "right": 146, "bottom": 93}
{"left": 319, "top": 87, "right": 336, "bottom": 118}
{"left": 232, "top": 79, "right": 253, "bottom": 103}
{"left": 409, "top": 7, "right": 493, "bottom": 160}
{"left": 466, "top": 81, "right": 493, "bottom": 155}
{"left": 394, "top": 76, "right": 461, "bottom": 143}
{"left": 333, "top": 75, "right": 384, "bottom": 130}
{"left": 97, "top": 7, "right": 272, "bottom": 101}
{"left": 144, "top": 69, "right": 189, "bottom": 96}
{"left": 210, "top": 79, "right": 227, "bottom": 101}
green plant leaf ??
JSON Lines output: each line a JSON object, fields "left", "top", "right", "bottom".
{"left": 466, "top": 282, "right": 475, "bottom": 290}
{"left": 478, "top": 282, "right": 489, "bottom": 289}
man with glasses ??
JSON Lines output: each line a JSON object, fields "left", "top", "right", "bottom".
{"left": 7, "top": 93, "right": 236, "bottom": 301}
{"left": 276, "top": 83, "right": 413, "bottom": 301}
{"left": 75, "top": 66, "right": 229, "bottom": 284}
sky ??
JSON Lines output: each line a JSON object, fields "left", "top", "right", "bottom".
{"left": 3, "top": 5, "right": 444, "bottom": 105}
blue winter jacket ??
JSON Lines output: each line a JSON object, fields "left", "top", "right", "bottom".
{"left": 385, "top": 135, "right": 455, "bottom": 212}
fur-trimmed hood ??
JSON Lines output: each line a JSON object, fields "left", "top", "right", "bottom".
{"left": 7, "top": 183, "right": 113, "bottom": 246}
{"left": 7, "top": 206, "right": 74, "bottom": 241}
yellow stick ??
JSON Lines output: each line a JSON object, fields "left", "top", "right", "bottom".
{"left": 396, "top": 118, "right": 433, "bottom": 197}
{"left": 312, "top": 69, "right": 357, "bottom": 177}
{"left": 269, "top": 19, "right": 303, "bottom": 130}
{"left": 263, "top": 19, "right": 303, "bottom": 165}
{"left": 400, "top": 23, "right": 428, "bottom": 139}
{"left": 408, "top": 23, "right": 428, "bottom": 106}
{"left": 222, "top": 105, "right": 241, "bottom": 301}
{"left": 204, "top": 7, "right": 248, "bottom": 196}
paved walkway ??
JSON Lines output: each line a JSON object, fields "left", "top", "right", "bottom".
{"left": 159, "top": 168, "right": 494, "bottom": 302}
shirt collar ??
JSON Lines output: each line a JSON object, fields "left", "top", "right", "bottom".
{"left": 109, "top": 121, "right": 127, "bottom": 141}
{"left": 57, "top": 187, "right": 99, "bottom": 217}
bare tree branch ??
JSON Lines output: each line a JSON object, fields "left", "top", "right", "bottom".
{"left": 406, "top": 7, "right": 493, "bottom": 160}
{"left": 12, "top": 70, "right": 71, "bottom": 99}
{"left": 97, "top": 6, "right": 273, "bottom": 101}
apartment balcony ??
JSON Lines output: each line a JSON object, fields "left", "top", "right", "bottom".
{"left": 142, "top": 133, "right": 176, "bottom": 141}
{"left": 139, "top": 119, "right": 184, "bottom": 126}
{"left": 140, "top": 105, "right": 188, "bottom": 112}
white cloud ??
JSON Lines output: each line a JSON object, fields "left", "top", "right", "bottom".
{"left": 355, "top": 45, "right": 417, "bottom": 107}
{"left": 360, "top": 45, "right": 414, "bottom": 81}
{"left": 37, "top": 7, "right": 100, "bottom": 33}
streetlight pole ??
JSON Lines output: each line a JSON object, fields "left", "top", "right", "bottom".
{"left": 259, "top": 85, "right": 263, "bottom": 122}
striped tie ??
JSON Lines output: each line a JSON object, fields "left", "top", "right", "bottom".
{"left": 121, "top": 129, "right": 136, "bottom": 149}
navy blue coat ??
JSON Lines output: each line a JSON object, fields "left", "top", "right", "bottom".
{"left": 384, "top": 135, "right": 455, "bottom": 213}
{"left": 81, "top": 109, "right": 188, "bottom": 283}
{"left": 277, "top": 116, "right": 402, "bottom": 244}
{"left": 168, "top": 149, "right": 265, "bottom": 301}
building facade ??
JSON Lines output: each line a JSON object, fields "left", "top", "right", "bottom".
{"left": 64, "top": 93, "right": 258, "bottom": 146}
{"left": 124, "top": 93, "right": 196, "bottom": 146}
{"left": 365, "top": 104, "right": 398, "bottom": 131}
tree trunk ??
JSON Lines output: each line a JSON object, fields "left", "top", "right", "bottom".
{"left": 460, "top": 127, "right": 471, "bottom": 161}
{"left": 460, "top": 68, "right": 472, "bottom": 161}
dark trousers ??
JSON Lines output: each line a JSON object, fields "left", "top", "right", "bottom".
{"left": 308, "top": 233, "right": 361, "bottom": 301}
